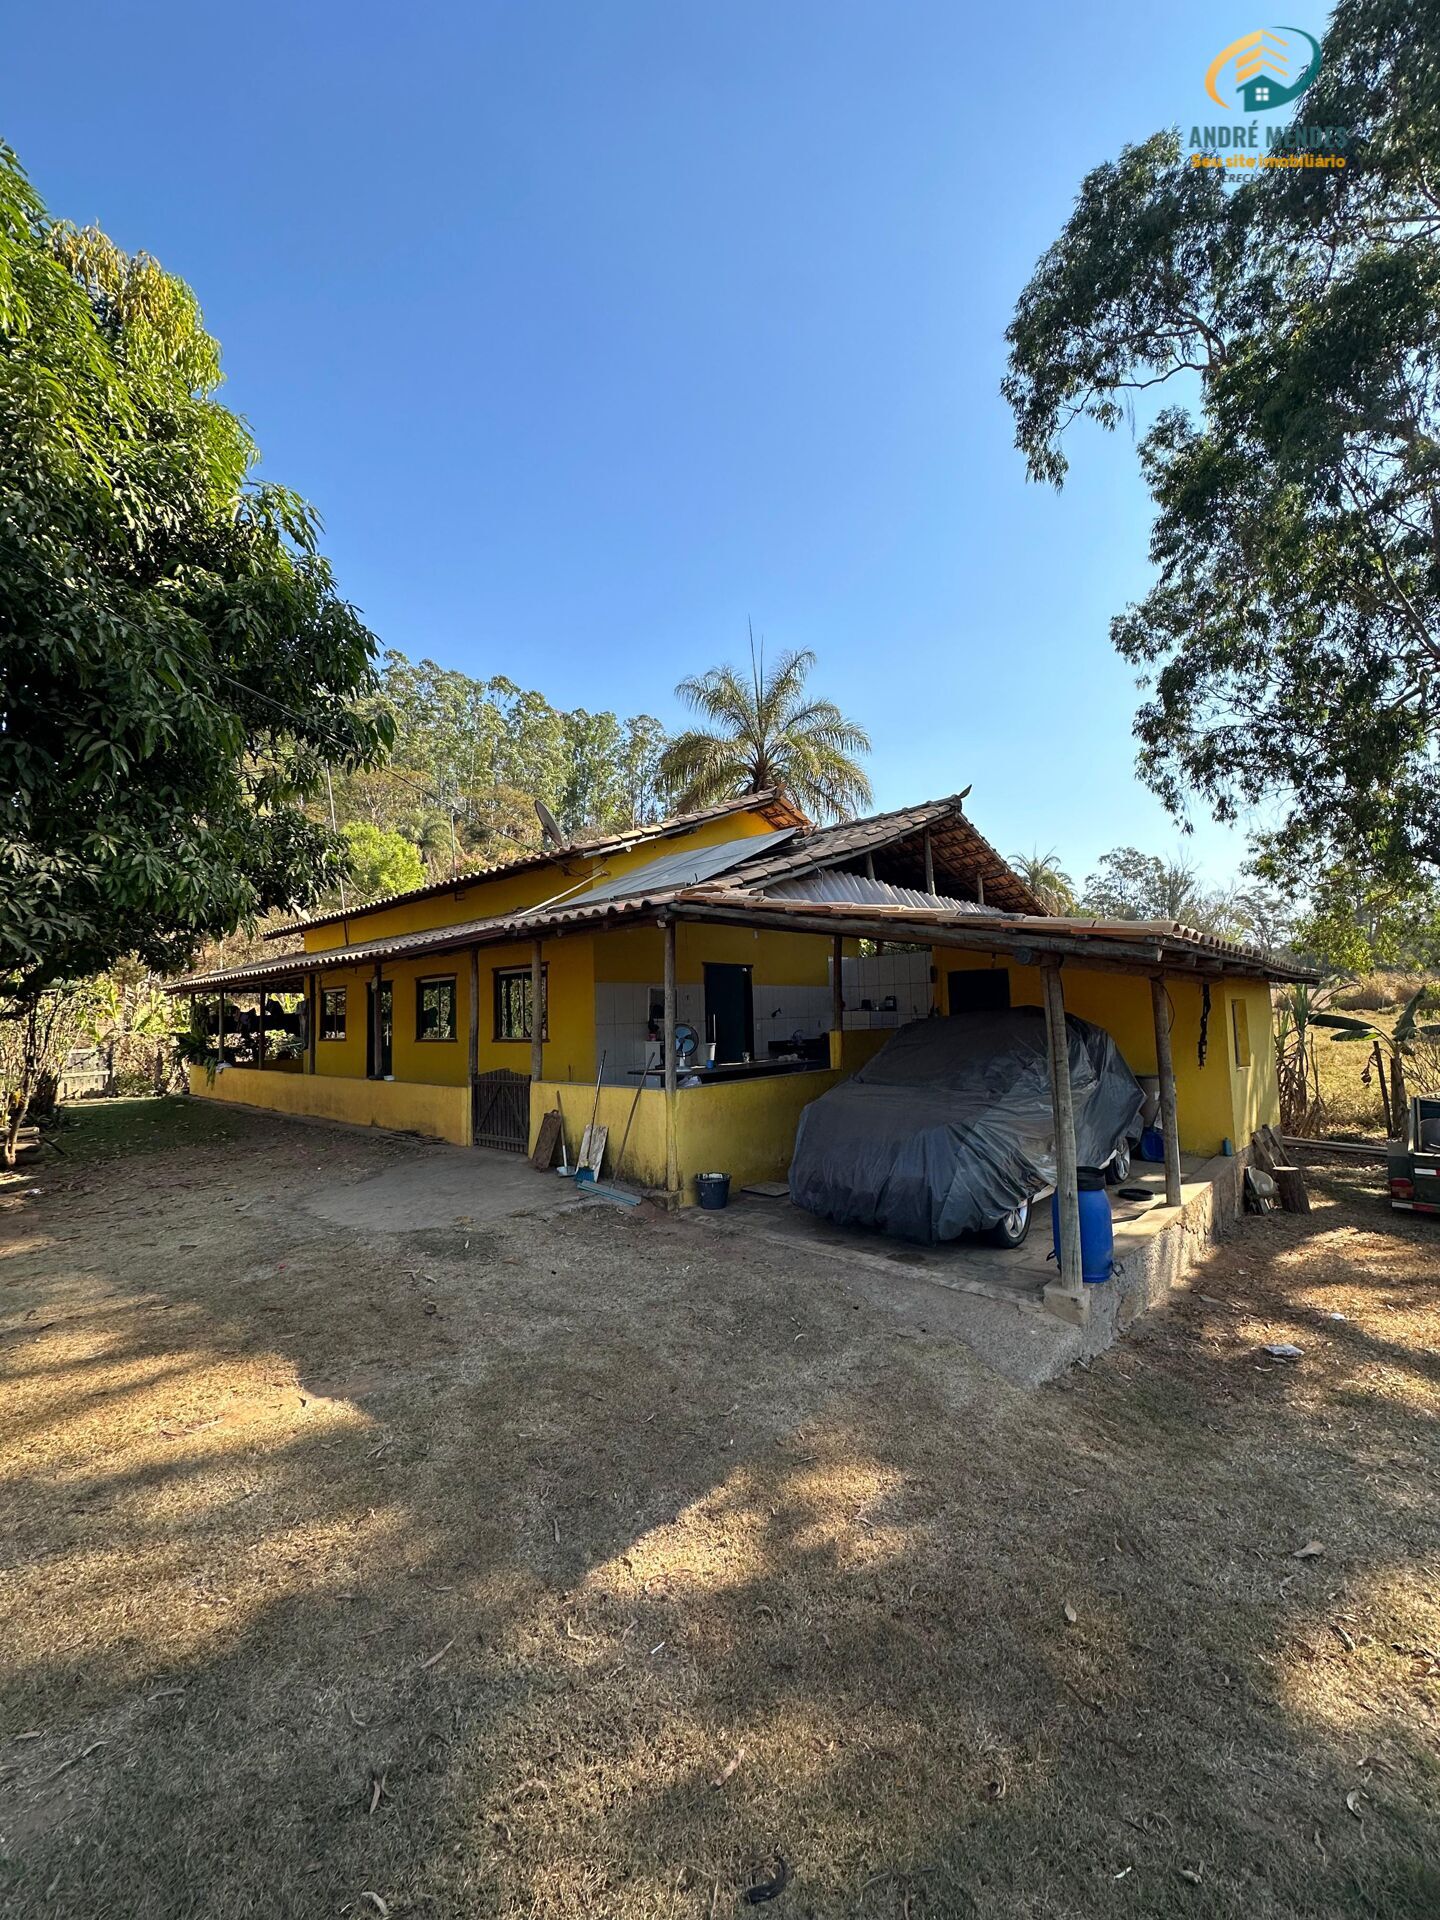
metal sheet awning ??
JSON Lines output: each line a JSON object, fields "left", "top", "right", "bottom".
{"left": 570, "top": 828, "right": 797, "bottom": 904}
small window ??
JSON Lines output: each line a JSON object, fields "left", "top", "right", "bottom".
{"left": 494, "top": 964, "right": 547, "bottom": 1041}
{"left": 417, "top": 975, "right": 457, "bottom": 1041}
{"left": 320, "top": 988, "right": 347, "bottom": 1041}
{"left": 1231, "top": 997, "right": 1251, "bottom": 1068}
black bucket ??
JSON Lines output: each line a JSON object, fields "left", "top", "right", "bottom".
{"left": 695, "top": 1171, "right": 731, "bottom": 1210}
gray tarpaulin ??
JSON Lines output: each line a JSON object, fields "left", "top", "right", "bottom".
{"left": 789, "top": 1010, "right": 1145, "bottom": 1244}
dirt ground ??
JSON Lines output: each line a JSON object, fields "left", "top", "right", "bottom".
{"left": 1, "top": 1100, "right": 1438, "bottom": 1919}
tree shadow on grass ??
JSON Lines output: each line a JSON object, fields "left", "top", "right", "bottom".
{"left": 1, "top": 1128, "right": 1438, "bottom": 1919}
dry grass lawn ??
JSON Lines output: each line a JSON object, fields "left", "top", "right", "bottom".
{"left": 2, "top": 1100, "right": 1438, "bottom": 1918}
{"left": 1310, "top": 1024, "right": 1392, "bottom": 1139}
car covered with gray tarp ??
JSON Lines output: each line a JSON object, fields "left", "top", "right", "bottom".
{"left": 789, "top": 1009, "right": 1145, "bottom": 1245}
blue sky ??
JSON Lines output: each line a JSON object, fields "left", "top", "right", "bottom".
{"left": 6, "top": 3, "right": 1334, "bottom": 888}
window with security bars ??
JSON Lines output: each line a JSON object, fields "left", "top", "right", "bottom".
{"left": 417, "top": 975, "right": 457, "bottom": 1042}
{"left": 494, "top": 965, "right": 547, "bottom": 1041}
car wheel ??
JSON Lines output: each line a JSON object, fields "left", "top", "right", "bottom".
{"left": 1106, "top": 1143, "right": 1132, "bottom": 1185}
{"left": 984, "top": 1197, "right": 1032, "bottom": 1248}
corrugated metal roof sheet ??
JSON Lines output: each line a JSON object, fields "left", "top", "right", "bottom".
{"left": 571, "top": 828, "right": 796, "bottom": 904}
{"left": 765, "top": 870, "right": 992, "bottom": 913}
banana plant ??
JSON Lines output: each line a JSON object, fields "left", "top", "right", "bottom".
{"left": 1311, "top": 988, "right": 1440, "bottom": 1134}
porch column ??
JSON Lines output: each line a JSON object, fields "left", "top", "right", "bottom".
{"left": 257, "top": 991, "right": 266, "bottom": 1071}
{"left": 371, "top": 960, "right": 383, "bottom": 1079}
{"left": 923, "top": 828, "right": 936, "bottom": 895}
{"left": 307, "top": 976, "right": 317, "bottom": 1074}
{"left": 1150, "top": 975, "right": 1184, "bottom": 1208}
{"left": 468, "top": 949, "right": 480, "bottom": 1083}
{"left": 831, "top": 935, "right": 844, "bottom": 1041}
{"left": 529, "top": 939, "right": 544, "bottom": 1085}
{"left": 976, "top": 873, "right": 986, "bottom": 906}
{"left": 1041, "top": 959, "right": 1086, "bottom": 1324}
{"left": 217, "top": 988, "right": 225, "bottom": 1068}
{"left": 662, "top": 916, "right": 679, "bottom": 1199}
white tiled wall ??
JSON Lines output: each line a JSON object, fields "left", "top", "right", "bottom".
{"left": 592, "top": 951, "right": 934, "bottom": 1082}
{"left": 593, "top": 981, "right": 705, "bottom": 1084}
{"left": 838, "top": 949, "right": 933, "bottom": 1029}
{"left": 593, "top": 978, "right": 832, "bottom": 1082}
{"left": 752, "top": 984, "right": 832, "bottom": 1056}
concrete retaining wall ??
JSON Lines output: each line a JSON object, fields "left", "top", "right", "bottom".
{"left": 1077, "top": 1150, "right": 1248, "bottom": 1356}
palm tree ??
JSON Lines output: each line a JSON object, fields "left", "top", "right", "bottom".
{"left": 1010, "top": 847, "right": 1077, "bottom": 915}
{"left": 658, "top": 635, "right": 873, "bottom": 823}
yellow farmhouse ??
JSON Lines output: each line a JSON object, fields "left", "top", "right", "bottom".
{"left": 172, "top": 789, "right": 1308, "bottom": 1239}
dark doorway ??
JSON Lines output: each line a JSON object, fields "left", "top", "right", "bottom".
{"left": 948, "top": 969, "right": 1010, "bottom": 1015}
{"left": 704, "top": 962, "right": 754, "bottom": 1064}
{"left": 366, "top": 980, "right": 393, "bottom": 1078}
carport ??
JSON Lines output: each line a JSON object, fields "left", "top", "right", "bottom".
{"left": 648, "top": 886, "right": 1313, "bottom": 1325}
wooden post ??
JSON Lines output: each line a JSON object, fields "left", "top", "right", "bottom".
{"left": 1150, "top": 975, "right": 1183, "bottom": 1208}
{"left": 217, "top": 988, "right": 226, "bottom": 1068}
{"left": 308, "top": 976, "right": 317, "bottom": 1074}
{"left": 256, "top": 992, "right": 266, "bottom": 1072}
{"left": 923, "top": 828, "right": 936, "bottom": 896}
{"left": 468, "top": 949, "right": 480, "bottom": 1083}
{"left": 663, "top": 916, "right": 679, "bottom": 1198}
{"left": 372, "top": 960, "right": 383, "bottom": 1079}
{"left": 831, "top": 935, "right": 844, "bottom": 1043}
{"left": 864, "top": 851, "right": 876, "bottom": 881}
{"left": 529, "top": 939, "right": 544, "bottom": 1086}
{"left": 1042, "top": 961, "right": 1086, "bottom": 1322}
{"left": 976, "top": 873, "right": 986, "bottom": 906}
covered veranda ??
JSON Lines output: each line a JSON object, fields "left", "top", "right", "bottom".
{"left": 173, "top": 850, "right": 1310, "bottom": 1331}
{"left": 630, "top": 891, "right": 1269, "bottom": 1326}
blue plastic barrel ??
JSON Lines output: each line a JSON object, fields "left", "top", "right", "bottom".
{"left": 1051, "top": 1166, "right": 1114, "bottom": 1284}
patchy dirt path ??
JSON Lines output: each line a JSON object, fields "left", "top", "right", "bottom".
{"left": 1, "top": 1103, "right": 1438, "bottom": 1918}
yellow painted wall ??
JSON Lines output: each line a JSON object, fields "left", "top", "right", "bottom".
{"left": 302, "top": 806, "right": 785, "bottom": 953}
{"left": 303, "top": 941, "right": 598, "bottom": 1086}
{"left": 478, "top": 936, "right": 596, "bottom": 1084}
{"left": 934, "top": 950, "right": 1278, "bottom": 1154}
{"left": 829, "top": 1028, "right": 891, "bottom": 1073}
{"left": 528, "top": 1068, "right": 842, "bottom": 1201}
{"left": 1225, "top": 978, "right": 1279, "bottom": 1146}
{"left": 529, "top": 1079, "right": 670, "bottom": 1188}
{"left": 590, "top": 919, "right": 829, "bottom": 985}
{"left": 188, "top": 1064, "right": 470, "bottom": 1144}
{"left": 674, "top": 1070, "right": 841, "bottom": 1197}
{"left": 309, "top": 958, "right": 473, "bottom": 1086}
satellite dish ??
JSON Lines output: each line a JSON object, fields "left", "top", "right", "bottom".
{"left": 535, "top": 799, "right": 564, "bottom": 846}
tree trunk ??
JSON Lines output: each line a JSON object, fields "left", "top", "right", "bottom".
{"left": 1373, "top": 1041, "right": 1393, "bottom": 1138}
{"left": 1271, "top": 1164, "right": 1311, "bottom": 1213}
{"left": 1392, "top": 1046, "right": 1410, "bottom": 1127}
{"left": 3, "top": 1097, "right": 24, "bottom": 1169}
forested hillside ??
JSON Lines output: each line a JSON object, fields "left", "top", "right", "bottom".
{"left": 321, "top": 650, "right": 670, "bottom": 898}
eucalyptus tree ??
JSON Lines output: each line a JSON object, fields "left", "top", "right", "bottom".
{"left": 1004, "top": 0, "right": 1440, "bottom": 886}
